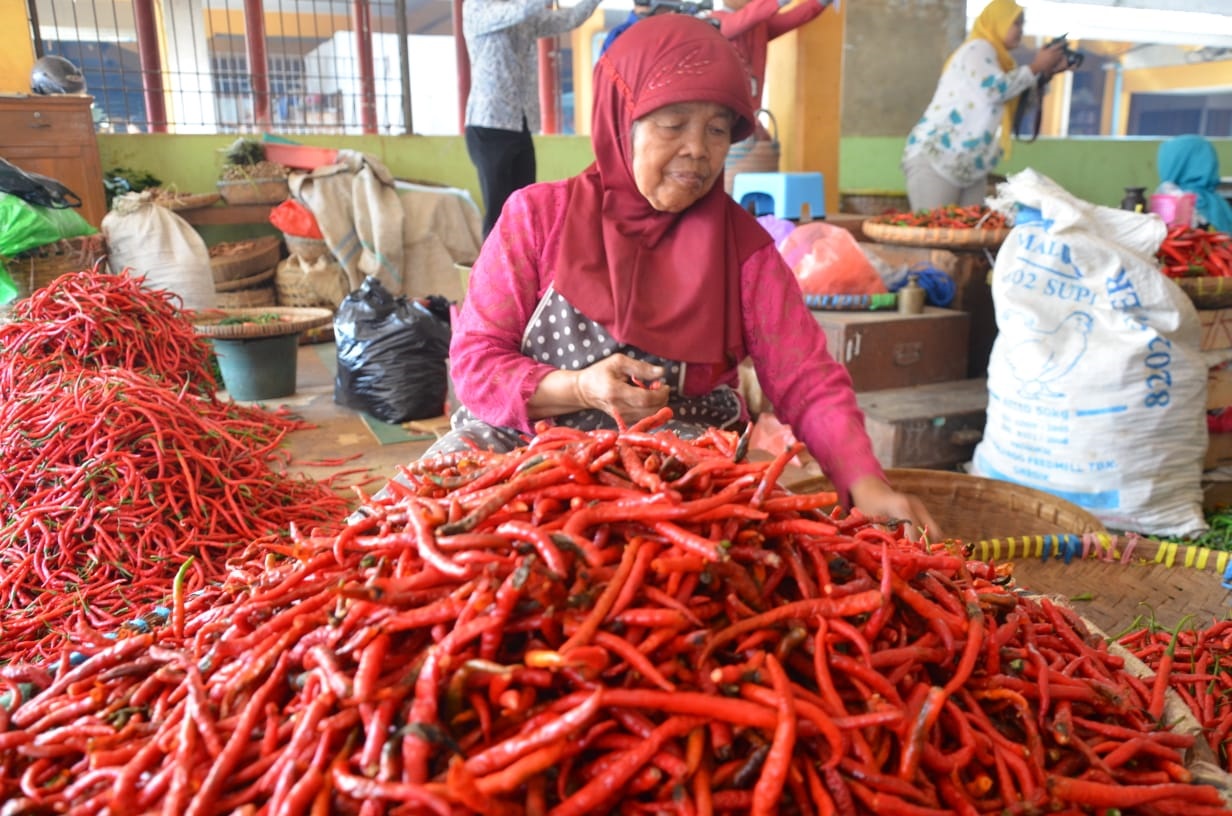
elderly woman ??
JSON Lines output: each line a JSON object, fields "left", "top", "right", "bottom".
{"left": 439, "top": 13, "right": 938, "bottom": 536}
{"left": 902, "top": 0, "right": 1068, "bottom": 210}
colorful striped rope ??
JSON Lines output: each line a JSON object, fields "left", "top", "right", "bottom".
{"left": 966, "top": 532, "right": 1232, "bottom": 590}
{"left": 803, "top": 293, "right": 897, "bottom": 311}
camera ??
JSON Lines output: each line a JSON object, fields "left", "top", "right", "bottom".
{"left": 1045, "top": 34, "right": 1085, "bottom": 70}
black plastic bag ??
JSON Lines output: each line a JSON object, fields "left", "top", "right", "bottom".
{"left": 0, "top": 157, "right": 82, "bottom": 209}
{"left": 334, "top": 277, "right": 452, "bottom": 423}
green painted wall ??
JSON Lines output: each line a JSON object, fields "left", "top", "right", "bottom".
{"left": 98, "top": 133, "right": 597, "bottom": 220}
{"left": 840, "top": 137, "right": 1232, "bottom": 210}
{"left": 102, "top": 133, "right": 1232, "bottom": 220}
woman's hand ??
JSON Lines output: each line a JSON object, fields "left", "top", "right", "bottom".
{"left": 849, "top": 474, "right": 943, "bottom": 542}
{"left": 528, "top": 353, "right": 669, "bottom": 424}
{"left": 577, "top": 354, "right": 670, "bottom": 423}
{"left": 1029, "top": 41, "right": 1069, "bottom": 78}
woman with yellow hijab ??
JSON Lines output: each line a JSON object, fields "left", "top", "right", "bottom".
{"left": 901, "top": 0, "right": 1068, "bottom": 210}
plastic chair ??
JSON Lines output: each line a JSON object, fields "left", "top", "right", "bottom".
{"left": 731, "top": 172, "right": 825, "bottom": 220}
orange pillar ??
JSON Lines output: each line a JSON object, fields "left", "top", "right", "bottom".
{"left": 539, "top": 38, "right": 558, "bottom": 134}
{"left": 454, "top": 0, "right": 469, "bottom": 135}
{"left": 765, "top": 2, "right": 845, "bottom": 217}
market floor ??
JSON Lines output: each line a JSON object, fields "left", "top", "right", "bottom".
{"left": 265, "top": 341, "right": 440, "bottom": 498}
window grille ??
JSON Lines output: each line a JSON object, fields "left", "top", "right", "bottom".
{"left": 31, "top": 0, "right": 477, "bottom": 135}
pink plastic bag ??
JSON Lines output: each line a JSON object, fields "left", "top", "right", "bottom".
{"left": 778, "top": 222, "right": 886, "bottom": 296}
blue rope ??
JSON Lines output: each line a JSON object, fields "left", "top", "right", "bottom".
{"left": 888, "top": 263, "right": 956, "bottom": 308}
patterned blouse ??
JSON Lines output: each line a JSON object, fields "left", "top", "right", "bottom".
{"left": 462, "top": 0, "right": 603, "bottom": 132}
{"left": 903, "top": 38, "right": 1037, "bottom": 187}
{"left": 449, "top": 180, "right": 885, "bottom": 501}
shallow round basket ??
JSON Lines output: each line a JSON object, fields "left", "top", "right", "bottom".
{"left": 3, "top": 235, "right": 107, "bottom": 299}
{"left": 209, "top": 236, "right": 283, "bottom": 284}
{"left": 214, "top": 285, "right": 277, "bottom": 309}
{"left": 216, "top": 177, "right": 290, "bottom": 206}
{"left": 153, "top": 191, "right": 221, "bottom": 212}
{"left": 214, "top": 265, "right": 276, "bottom": 294}
{"left": 792, "top": 468, "right": 1105, "bottom": 541}
{"left": 1175, "top": 276, "right": 1232, "bottom": 309}
{"left": 192, "top": 306, "right": 333, "bottom": 339}
{"left": 283, "top": 234, "right": 331, "bottom": 264}
{"left": 792, "top": 468, "right": 1231, "bottom": 634}
{"left": 863, "top": 219, "right": 1011, "bottom": 249}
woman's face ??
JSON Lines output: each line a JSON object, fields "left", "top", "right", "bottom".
{"left": 1003, "top": 13, "right": 1024, "bottom": 49}
{"left": 631, "top": 102, "right": 735, "bottom": 213}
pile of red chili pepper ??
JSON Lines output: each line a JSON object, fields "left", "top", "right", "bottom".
{"left": 870, "top": 204, "right": 1011, "bottom": 231}
{"left": 1121, "top": 618, "right": 1232, "bottom": 776}
{"left": 0, "top": 270, "right": 352, "bottom": 664}
{"left": 1156, "top": 225, "right": 1232, "bottom": 278}
{"left": 0, "top": 416, "right": 1226, "bottom": 814}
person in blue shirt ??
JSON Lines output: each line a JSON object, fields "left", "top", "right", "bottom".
{"left": 1157, "top": 135, "right": 1232, "bottom": 234}
{"left": 600, "top": 0, "right": 650, "bottom": 54}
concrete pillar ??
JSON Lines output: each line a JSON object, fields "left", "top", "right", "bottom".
{"left": 0, "top": 0, "right": 36, "bottom": 92}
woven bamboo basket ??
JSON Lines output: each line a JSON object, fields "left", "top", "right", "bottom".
{"left": 274, "top": 268, "right": 331, "bottom": 309}
{"left": 152, "top": 191, "right": 221, "bottom": 212}
{"left": 192, "top": 306, "right": 334, "bottom": 339}
{"left": 791, "top": 468, "right": 1232, "bottom": 634}
{"left": 209, "top": 236, "right": 283, "bottom": 284}
{"left": 863, "top": 219, "right": 1011, "bottom": 249}
{"left": 1175, "top": 276, "right": 1232, "bottom": 309}
{"left": 214, "top": 285, "right": 276, "bottom": 309}
{"left": 214, "top": 265, "right": 276, "bottom": 294}
{"left": 283, "top": 234, "right": 331, "bottom": 264}
{"left": 273, "top": 256, "right": 348, "bottom": 310}
{"left": 216, "top": 177, "right": 290, "bottom": 206}
{"left": 3, "top": 235, "right": 108, "bottom": 299}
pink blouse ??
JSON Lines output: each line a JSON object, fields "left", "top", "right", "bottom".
{"left": 449, "top": 181, "right": 884, "bottom": 499}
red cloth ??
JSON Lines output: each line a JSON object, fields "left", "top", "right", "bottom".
{"left": 552, "top": 14, "right": 772, "bottom": 367}
{"left": 713, "top": 0, "right": 826, "bottom": 107}
{"left": 450, "top": 181, "right": 884, "bottom": 501}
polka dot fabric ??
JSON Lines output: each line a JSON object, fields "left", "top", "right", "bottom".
{"left": 424, "top": 287, "right": 744, "bottom": 456}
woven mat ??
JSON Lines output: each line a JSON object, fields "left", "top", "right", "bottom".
{"left": 793, "top": 468, "right": 1232, "bottom": 634}
{"left": 984, "top": 534, "right": 1232, "bottom": 634}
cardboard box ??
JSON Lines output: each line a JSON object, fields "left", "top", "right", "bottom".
{"left": 857, "top": 378, "right": 988, "bottom": 469}
{"left": 1210, "top": 365, "right": 1232, "bottom": 410}
{"left": 811, "top": 306, "right": 970, "bottom": 392}
{"left": 1200, "top": 309, "right": 1232, "bottom": 352}
{"left": 1207, "top": 432, "right": 1232, "bottom": 471}
{"left": 860, "top": 242, "right": 997, "bottom": 378}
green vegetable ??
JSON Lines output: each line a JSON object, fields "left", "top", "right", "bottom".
{"left": 103, "top": 166, "right": 162, "bottom": 208}
{"left": 218, "top": 312, "right": 281, "bottom": 325}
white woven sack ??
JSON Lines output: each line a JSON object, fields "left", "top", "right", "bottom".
{"left": 102, "top": 191, "right": 216, "bottom": 311}
{"left": 971, "top": 169, "right": 1207, "bottom": 537}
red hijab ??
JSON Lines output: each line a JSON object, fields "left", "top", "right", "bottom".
{"left": 553, "top": 14, "right": 773, "bottom": 366}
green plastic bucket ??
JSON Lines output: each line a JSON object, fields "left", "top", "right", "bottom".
{"left": 211, "top": 334, "right": 299, "bottom": 401}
